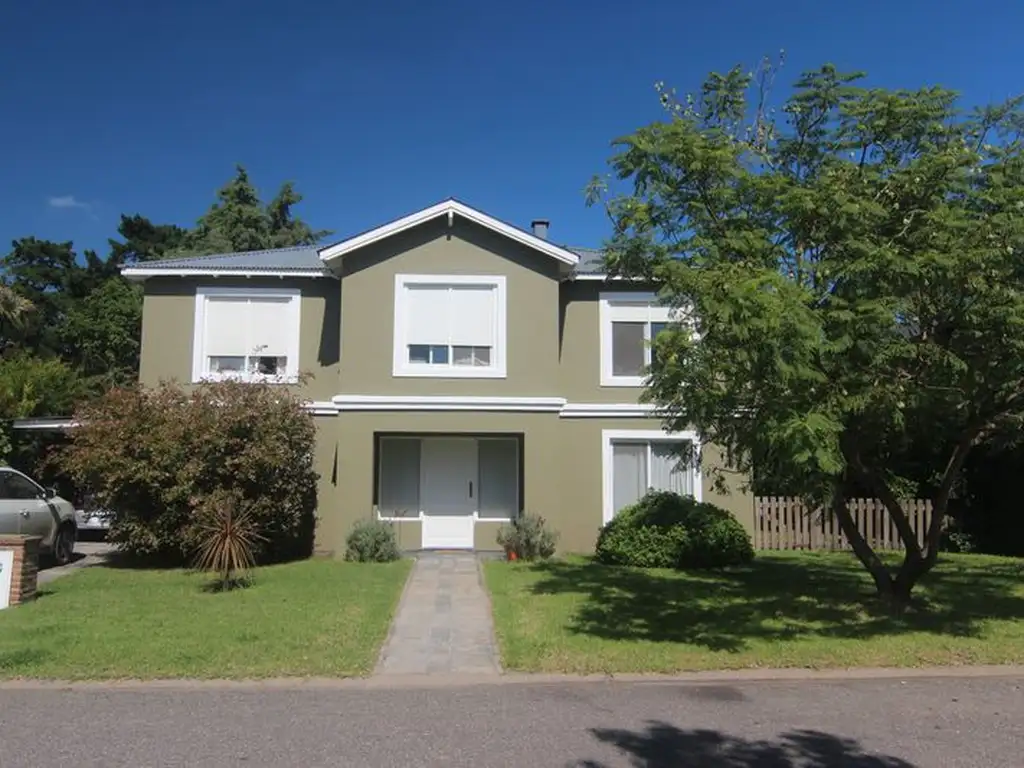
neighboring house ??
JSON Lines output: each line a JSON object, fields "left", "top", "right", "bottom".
{"left": 121, "top": 199, "right": 753, "bottom": 554}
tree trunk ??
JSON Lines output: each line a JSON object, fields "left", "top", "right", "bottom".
{"left": 891, "top": 428, "right": 980, "bottom": 600}
{"left": 830, "top": 487, "right": 897, "bottom": 598}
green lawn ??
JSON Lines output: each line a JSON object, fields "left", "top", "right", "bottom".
{"left": 0, "top": 558, "right": 412, "bottom": 680}
{"left": 484, "top": 552, "right": 1024, "bottom": 673}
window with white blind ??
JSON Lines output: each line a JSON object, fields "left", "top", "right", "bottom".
{"left": 191, "top": 287, "right": 301, "bottom": 383}
{"left": 392, "top": 274, "right": 507, "bottom": 378}
{"left": 602, "top": 429, "right": 701, "bottom": 523}
{"left": 599, "top": 292, "right": 674, "bottom": 387}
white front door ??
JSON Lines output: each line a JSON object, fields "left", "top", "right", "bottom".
{"left": 420, "top": 437, "right": 477, "bottom": 549}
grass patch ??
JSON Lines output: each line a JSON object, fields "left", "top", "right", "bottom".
{"left": 484, "top": 551, "right": 1024, "bottom": 673}
{"left": 0, "top": 558, "right": 412, "bottom": 680}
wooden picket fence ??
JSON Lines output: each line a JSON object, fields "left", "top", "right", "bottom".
{"left": 753, "top": 497, "right": 933, "bottom": 551}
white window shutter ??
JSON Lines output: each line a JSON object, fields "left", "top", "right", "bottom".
{"left": 204, "top": 297, "right": 250, "bottom": 355}
{"left": 449, "top": 285, "right": 496, "bottom": 347}
{"left": 379, "top": 438, "right": 421, "bottom": 516}
{"left": 651, "top": 443, "right": 693, "bottom": 497}
{"left": 248, "top": 297, "right": 293, "bottom": 357}
{"left": 478, "top": 438, "right": 518, "bottom": 519}
{"left": 405, "top": 285, "right": 450, "bottom": 345}
{"left": 612, "top": 442, "right": 648, "bottom": 514}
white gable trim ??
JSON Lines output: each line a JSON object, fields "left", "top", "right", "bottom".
{"left": 317, "top": 200, "right": 580, "bottom": 266}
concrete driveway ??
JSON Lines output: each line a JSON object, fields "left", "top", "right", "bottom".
{"left": 0, "top": 674, "right": 1019, "bottom": 767}
{"left": 36, "top": 540, "right": 113, "bottom": 585}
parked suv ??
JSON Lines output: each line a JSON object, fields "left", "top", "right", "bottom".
{"left": 0, "top": 466, "right": 77, "bottom": 565}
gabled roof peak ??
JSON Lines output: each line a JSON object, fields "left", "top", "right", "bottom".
{"left": 317, "top": 199, "right": 580, "bottom": 267}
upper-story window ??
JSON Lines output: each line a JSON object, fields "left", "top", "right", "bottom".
{"left": 393, "top": 274, "right": 507, "bottom": 378}
{"left": 599, "top": 292, "right": 673, "bottom": 387}
{"left": 192, "top": 286, "right": 301, "bottom": 383}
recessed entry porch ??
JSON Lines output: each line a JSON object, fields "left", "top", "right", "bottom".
{"left": 374, "top": 433, "right": 522, "bottom": 550}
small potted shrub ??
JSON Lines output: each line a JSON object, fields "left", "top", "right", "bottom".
{"left": 497, "top": 514, "right": 558, "bottom": 561}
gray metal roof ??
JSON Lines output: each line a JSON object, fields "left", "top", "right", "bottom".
{"left": 125, "top": 243, "right": 608, "bottom": 276}
{"left": 132, "top": 245, "right": 329, "bottom": 272}
{"left": 568, "top": 246, "right": 606, "bottom": 275}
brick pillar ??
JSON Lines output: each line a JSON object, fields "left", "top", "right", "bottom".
{"left": 0, "top": 535, "right": 42, "bottom": 608}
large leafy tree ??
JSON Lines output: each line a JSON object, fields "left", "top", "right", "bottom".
{"left": 108, "top": 214, "right": 188, "bottom": 264}
{"left": 61, "top": 278, "right": 142, "bottom": 387}
{"left": 590, "top": 61, "right": 1024, "bottom": 602}
{"left": 170, "top": 165, "right": 331, "bottom": 257}
{"left": 0, "top": 238, "right": 109, "bottom": 359}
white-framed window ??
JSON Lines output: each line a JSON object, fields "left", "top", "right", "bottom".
{"left": 599, "top": 292, "right": 674, "bottom": 387}
{"left": 375, "top": 435, "right": 520, "bottom": 522}
{"left": 392, "top": 274, "right": 507, "bottom": 378}
{"left": 601, "top": 429, "right": 701, "bottom": 523}
{"left": 191, "top": 286, "right": 301, "bottom": 383}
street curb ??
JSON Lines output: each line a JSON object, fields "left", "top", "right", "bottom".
{"left": 1, "top": 664, "right": 1022, "bottom": 691}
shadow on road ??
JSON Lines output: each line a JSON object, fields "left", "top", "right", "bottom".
{"left": 573, "top": 723, "right": 915, "bottom": 767}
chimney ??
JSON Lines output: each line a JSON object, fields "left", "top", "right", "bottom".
{"left": 531, "top": 219, "right": 550, "bottom": 240}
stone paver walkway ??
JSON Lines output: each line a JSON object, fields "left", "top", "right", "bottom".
{"left": 375, "top": 553, "right": 501, "bottom": 676}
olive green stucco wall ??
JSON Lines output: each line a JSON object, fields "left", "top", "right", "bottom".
{"left": 312, "top": 411, "right": 753, "bottom": 556}
{"left": 337, "top": 216, "right": 562, "bottom": 396}
{"left": 139, "top": 277, "right": 341, "bottom": 402}
{"left": 320, "top": 411, "right": 564, "bottom": 555}
{"left": 558, "top": 280, "right": 662, "bottom": 404}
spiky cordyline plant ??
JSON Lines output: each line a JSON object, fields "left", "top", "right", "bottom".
{"left": 191, "top": 492, "right": 265, "bottom": 590}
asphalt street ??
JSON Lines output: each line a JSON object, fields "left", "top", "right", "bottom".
{"left": 0, "top": 675, "right": 1020, "bottom": 767}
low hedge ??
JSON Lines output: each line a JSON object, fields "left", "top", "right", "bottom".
{"left": 595, "top": 490, "right": 754, "bottom": 569}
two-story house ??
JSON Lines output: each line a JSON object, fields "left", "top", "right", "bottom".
{"left": 123, "top": 199, "right": 753, "bottom": 554}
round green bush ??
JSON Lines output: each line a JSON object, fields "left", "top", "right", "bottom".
{"left": 595, "top": 490, "right": 754, "bottom": 569}
{"left": 345, "top": 519, "right": 401, "bottom": 562}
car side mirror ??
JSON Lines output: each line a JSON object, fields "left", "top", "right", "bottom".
{"left": 43, "top": 487, "right": 56, "bottom": 500}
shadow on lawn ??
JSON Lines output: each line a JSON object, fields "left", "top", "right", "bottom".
{"left": 573, "top": 723, "right": 914, "bottom": 767}
{"left": 529, "top": 555, "right": 1024, "bottom": 651}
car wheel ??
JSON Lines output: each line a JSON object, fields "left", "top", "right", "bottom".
{"left": 52, "top": 525, "right": 76, "bottom": 566}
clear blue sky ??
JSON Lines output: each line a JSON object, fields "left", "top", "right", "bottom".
{"left": 1, "top": 0, "right": 1018, "bottom": 256}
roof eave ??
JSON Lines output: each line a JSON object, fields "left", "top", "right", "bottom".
{"left": 120, "top": 267, "right": 336, "bottom": 282}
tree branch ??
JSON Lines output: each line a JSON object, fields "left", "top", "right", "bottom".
{"left": 840, "top": 433, "right": 922, "bottom": 559}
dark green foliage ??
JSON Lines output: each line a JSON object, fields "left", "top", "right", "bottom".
{"left": 595, "top": 519, "right": 691, "bottom": 569}
{"left": 0, "top": 353, "right": 88, "bottom": 460}
{"left": 589, "top": 58, "right": 1024, "bottom": 599}
{"left": 108, "top": 214, "right": 188, "bottom": 264}
{"left": 345, "top": 520, "right": 401, "bottom": 562}
{"left": 168, "top": 165, "right": 332, "bottom": 257}
{"left": 62, "top": 379, "right": 318, "bottom": 563}
{"left": 596, "top": 491, "right": 754, "bottom": 569}
{"left": 60, "top": 278, "right": 142, "bottom": 387}
{"left": 496, "top": 514, "right": 559, "bottom": 561}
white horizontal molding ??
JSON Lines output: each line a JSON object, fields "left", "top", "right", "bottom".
{"left": 560, "top": 402, "right": 660, "bottom": 418}
{"left": 122, "top": 268, "right": 333, "bottom": 281}
{"left": 318, "top": 199, "right": 580, "bottom": 266}
{"left": 332, "top": 394, "right": 567, "bottom": 412}
{"left": 303, "top": 401, "right": 339, "bottom": 416}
